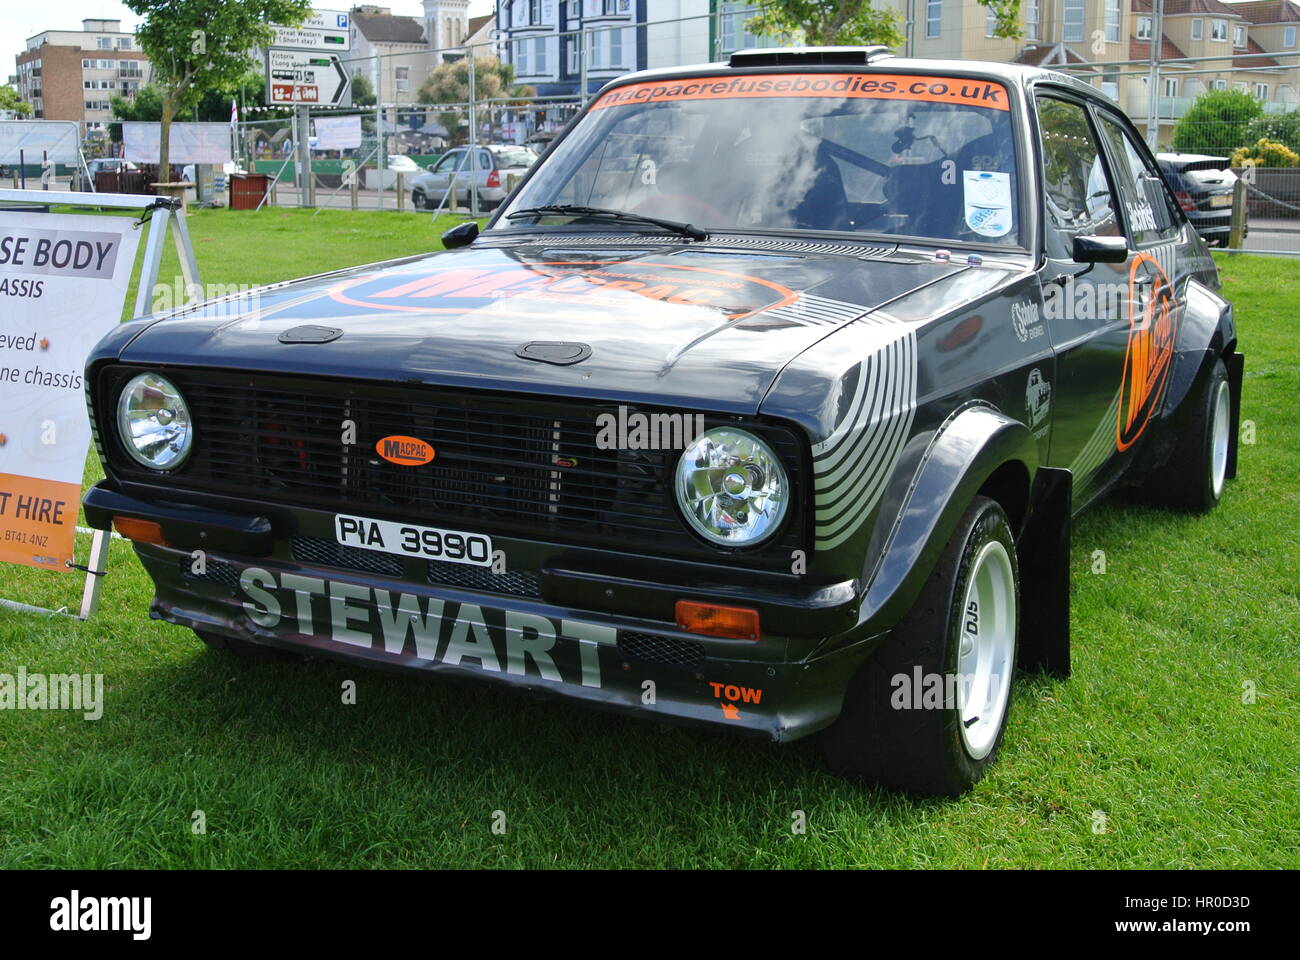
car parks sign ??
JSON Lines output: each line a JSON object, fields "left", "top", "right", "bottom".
{"left": 271, "top": 10, "right": 351, "bottom": 52}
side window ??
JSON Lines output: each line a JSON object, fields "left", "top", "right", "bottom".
{"left": 479, "top": 150, "right": 494, "bottom": 171}
{"left": 1035, "top": 96, "right": 1121, "bottom": 260}
{"left": 1095, "top": 113, "right": 1181, "bottom": 245}
{"left": 433, "top": 151, "right": 463, "bottom": 174}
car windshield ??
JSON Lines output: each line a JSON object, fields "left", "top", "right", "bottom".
{"left": 500, "top": 73, "right": 1022, "bottom": 245}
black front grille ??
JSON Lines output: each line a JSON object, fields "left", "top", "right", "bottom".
{"left": 178, "top": 555, "right": 241, "bottom": 588}
{"left": 291, "top": 536, "right": 403, "bottom": 577}
{"left": 99, "top": 367, "right": 805, "bottom": 566}
{"left": 618, "top": 631, "right": 707, "bottom": 671}
{"left": 427, "top": 559, "right": 540, "bottom": 598}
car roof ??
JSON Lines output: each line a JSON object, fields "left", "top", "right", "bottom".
{"left": 593, "top": 50, "right": 1103, "bottom": 103}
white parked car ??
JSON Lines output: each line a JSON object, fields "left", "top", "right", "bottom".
{"left": 409, "top": 144, "right": 538, "bottom": 210}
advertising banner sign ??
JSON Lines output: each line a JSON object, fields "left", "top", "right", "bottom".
{"left": 0, "top": 120, "right": 82, "bottom": 165}
{"left": 122, "top": 122, "right": 234, "bottom": 165}
{"left": 0, "top": 212, "right": 141, "bottom": 571}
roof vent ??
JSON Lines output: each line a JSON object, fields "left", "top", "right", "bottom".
{"left": 728, "top": 46, "right": 893, "bottom": 68}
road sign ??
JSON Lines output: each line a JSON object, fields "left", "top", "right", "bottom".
{"left": 265, "top": 49, "right": 352, "bottom": 107}
{"left": 270, "top": 9, "right": 351, "bottom": 52}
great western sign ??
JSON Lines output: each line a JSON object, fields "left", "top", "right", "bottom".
{"left": 270, "top": 9, "right": 352, "bottom": 52}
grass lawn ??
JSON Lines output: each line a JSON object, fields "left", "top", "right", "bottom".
{"left": 0, "top": 213, "right": 1296, "bottom": 868}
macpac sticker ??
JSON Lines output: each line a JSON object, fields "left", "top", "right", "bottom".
{"left": 962, "top": 170, "right": 1013, "bottom": 237}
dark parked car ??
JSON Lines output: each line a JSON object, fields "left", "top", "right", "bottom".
{"left": 84, "top": 49, "right": 1242, "bottom": 796}
{"left": 1157, "top": 153, "right": 1244, "bottom": 246}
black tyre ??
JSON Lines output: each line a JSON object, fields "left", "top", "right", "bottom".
{"left": 1141, "top": 358, "right": 1231, "bottom": 513}
{"left": 823, "top": 496, "right": 1020, "bottom": 796}
{"left": 412, "top": 189, "right": 428, "bottom": 210}
{"left": 195, "top": 630, "right": 305, "bottom": 663}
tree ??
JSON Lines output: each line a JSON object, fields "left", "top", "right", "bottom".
{"left": 123, "top": 0, "right": 311, "bottom": 179}
{"left": 0, "top": 85, "right": 33, "bottom": 118}
{"left": 417, "top": 58, "right": 534, "bottom": 144}
{"left": 1171, "top": 89, "right": 1264, "bottom": 156}
{"left": 746, "top": 0, "right": 1022, "bottom": 48}
{"left": 350, "top": 74, "right": 377, "bottom": 108}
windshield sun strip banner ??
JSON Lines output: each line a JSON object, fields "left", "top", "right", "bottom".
{"left": 590, "top": 74, "right": 1011, "bottom": 112}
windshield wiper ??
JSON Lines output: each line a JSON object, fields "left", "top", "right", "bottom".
{"left": 505, "top": 204, "right": 708, "bottom": 241}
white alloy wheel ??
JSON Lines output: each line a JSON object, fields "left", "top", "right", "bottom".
{"left": 1210, "top": 379, "right": 1231, "bottom": 499}
{"left": 956, "top": 540, "right": 1017, "bottom": 760}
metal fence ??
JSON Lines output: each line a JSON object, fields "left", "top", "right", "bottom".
{"left": 46, "top": 8, "right": 1300, "bottom": 253}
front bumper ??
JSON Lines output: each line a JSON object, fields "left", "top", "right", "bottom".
{"left": 86, "top": 481, "right": 878, "bottom": 741}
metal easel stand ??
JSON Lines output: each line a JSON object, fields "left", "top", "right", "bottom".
{"left": 0, "top": 188, "right": 201, "bottom": 620}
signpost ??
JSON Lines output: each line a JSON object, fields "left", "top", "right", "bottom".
{"left": 265, "top": 49, "right": 351, "bottom": 107}
{"left": 271, "top": 10, "right": 351, "bottom": 52}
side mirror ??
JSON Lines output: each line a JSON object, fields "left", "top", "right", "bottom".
{"left": 441, "top": 220, "right": 479, "bottom": 249}
{"left": 1072, "top": 234, "right": 1129, "bottom": 264}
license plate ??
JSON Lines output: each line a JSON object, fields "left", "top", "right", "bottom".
{"left": 334, "top": 514, "right": 493, "bottom": 567}
{"left": 1209, "top": 194, "right": 1233, "bottom": 208}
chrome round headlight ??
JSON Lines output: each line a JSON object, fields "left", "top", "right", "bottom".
{"left": 116, "top": 372, "right": 193, "bottom": 470}
{"left": 675, "top": 427, "right": 788, "bottom": 546}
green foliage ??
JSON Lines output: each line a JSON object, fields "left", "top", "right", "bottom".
{"left": 1245, "top": 110, "right": 1300, "bottom": 156}
{"left": 0, "top": 84, "right": 34, "bottom": 117}
{"left": 1230, "top": 137, "right": 1300, "bottom": 168}
{"left": 350, "top": 74, "right": 377, "bottom": 108}
{"left": 1171, "top": 89, "right": 1264, "bottom": 156}
{"left": 417, "top": 58, "right": 534, "bottom": 144}
{"left": 746, "top": 0, "right": 1021, "bottom": 47}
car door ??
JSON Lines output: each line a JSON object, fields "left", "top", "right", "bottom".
{"left": 425, "top": 149, "right": 465, "bottom": 198}
{"left": 1090, "top": 107, "right": 1189, "bottom": 468}
{"left": 1032, "top": 92, "right": 1135, "bottom": 508}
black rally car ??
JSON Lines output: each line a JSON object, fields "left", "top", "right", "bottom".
{"left": 84, "top": 49, "right": 1242, "bottom": 796}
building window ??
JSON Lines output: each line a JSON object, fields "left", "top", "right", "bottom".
{"left": 1105, "top": 0, "right": 1120, "bottom": 42}
{"left": 1235, "top": 81, "right": 1248, "bottom": 92}
{"left": 529, "top": 0, "right": 541, "bottom": 25}
{"left": 116, "top": 38, "right": 130, "bottom": 49}
{"left": 1286, "top": 26, "right": 1297, "bottom": 48}
{"left": 567, "top": 37, "right": 579, "bottom": 74}
{"left": 534, "top": 36, "right": 547, "bottom": 73}
{"left": 1164, "top": 77, "right": 1179, "bottom": 98}
{"left": 514, "top": 38, "right": 531, "bottom": 74}
{"left": 926, "top": 0, "right": 941, "bottom": 38}
{"left": 96, "top": 37, "right": 111, "bottom": 49}
{"left": 1210, "top": 19, "right": 1227, "bottom": 42}
{"left": 394, "top": 65, "right": 409, "bottom": 92}
{"left": 1191, "top": 19, "right": 1203, "bottom": 41}
{"left": 1102, "top": 69, "right": 1119, "bottom": 101}
{"left": 1137, "top": 16, "right": 1152, "bottom": 40}
{"left": 720, "top": 3, "right": 765, "bottom": 52}
{"left": 1213, "top": 79, "right": 1228, "bottom": 90}
{"left": 1063, "top": 0, "right": 1084, "bottom": 42}
{"left": 1025, "top": 0, "right": 1039, "bottom": 41}
{"left": 1234, "top": 25, "right": 1246, "bottom": 47}
{"left": 609, "top": 27, "right": 621, "bottom": 66}
{"left": 986, "top": 8, "right": 996, "bottom": 37}
{"left": 603, "top": 0, "right": 618, "bottom": 14}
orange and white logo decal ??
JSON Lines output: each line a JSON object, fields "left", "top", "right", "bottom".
{"left": 590, "top": 74, "right": 1010, "bottom": 112}
{"left": 376, "top": 435, "right": 436, "bottom": 466}
{"left": 1117, "top": 253, "right": 1178, "bottom": 452}
{"left": 329, "top": 261, "right": 798, "bottom": 320}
